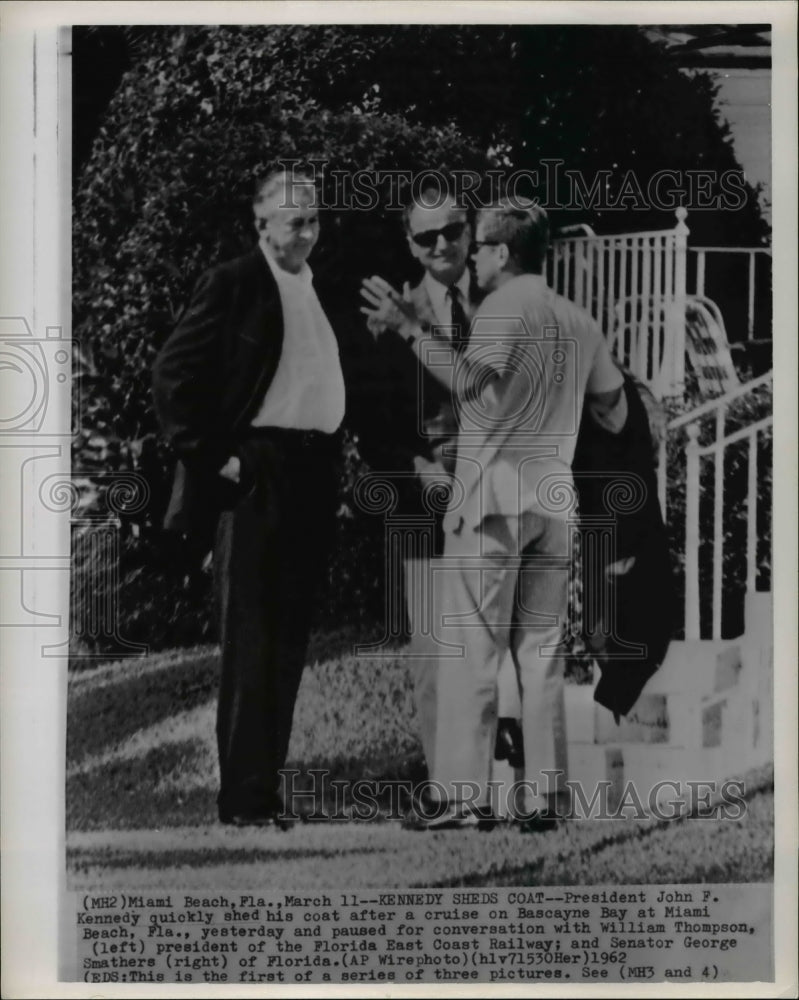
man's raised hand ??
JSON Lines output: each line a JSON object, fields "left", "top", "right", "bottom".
{"left": 360, "top": 276, "right": 419, "bottom": 341}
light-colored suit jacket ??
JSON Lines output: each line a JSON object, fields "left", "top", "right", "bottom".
{"left": 358, "top": 273, "right": 480, "bottom": 495}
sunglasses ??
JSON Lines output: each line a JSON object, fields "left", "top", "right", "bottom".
{"left": 410, "top": 221, "right": 467, "bottom": 249}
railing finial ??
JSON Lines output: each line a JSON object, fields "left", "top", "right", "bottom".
{"left": 674, "top": 205, "right": 689, "bottom": 233}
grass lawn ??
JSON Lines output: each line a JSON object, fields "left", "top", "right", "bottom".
{"left": 66, "top": 635, "right": 773, "bottom": 888}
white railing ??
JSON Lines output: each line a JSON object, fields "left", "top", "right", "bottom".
{"left": 656, "top": 372, "right": 773, "bottom": 640}
{"left": 549, "top": 208, "right": 689, "bottom": 398}
{"left": 689, "top": 246, "right": 772, "bottom": 343}
{"left": 550, "top": 213, "right": 772, "bottom": 398}
{"left": 550, "top": 215, "right": 773, "bottom": 637}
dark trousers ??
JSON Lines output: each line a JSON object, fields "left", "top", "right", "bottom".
{"left": 213, "top": 429, "right": 339, "bottom": 819}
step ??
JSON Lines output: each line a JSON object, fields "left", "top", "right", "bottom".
{"left": 565, "top": 735, "right": 769, "bottom": 812}
{"left": 567, "top": 691, "right": 732, "bottom": 749}
{"left": 566, "top": 743, "right": 729, "bottom": 811}
{"left": 744, "top": 590, "right": 772, "bottom": 642}
{"left": 566, "top": 683, "right": 738, "bottom": 748}
{"left": 640, "top": 639, "right": 742, "bottom": 696}
{"left": 566, "top": 669, "right": 772, "bottom": 767}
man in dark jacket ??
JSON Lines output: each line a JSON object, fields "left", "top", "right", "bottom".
{"left": 153, "top": 170, "right": 345, "bottom": 827}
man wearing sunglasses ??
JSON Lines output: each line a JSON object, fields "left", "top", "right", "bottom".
{"left": 416, "top": 199, "right": 631, "bottom": 830}
{"left": 359, "top": 181, "right": 481, "bottom": 782}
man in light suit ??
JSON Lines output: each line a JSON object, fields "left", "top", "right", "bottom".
{"left": 359, "top": 182, "right": 481, "bottom": 778}
{"left": 375, "top": 198, "right": 629, "bottom": 829}
{"left": 153, "top": 170, "right": 345, "bottom": 827}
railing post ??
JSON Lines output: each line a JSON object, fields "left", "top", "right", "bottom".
{"left": 607, "top": 238, "right": 617, "bottom": 338}
{"left": 696, "top": 249, "right": 706, "bottom": 297}
{"left": 562, "top": 241, "right": 572, "bottom": 300}
{"left": 575, "top": 240, "right": 586, "bottom": 309}
{"left": 712, "top": 408, "right": 724, "bottom": 640}
{"left": 684, "top": 423, "right": 701, "bottom": 639}
{"left": 670, "top": 206, "right": 689, "bottom": 397}
{"left": 746, "top": 429, "right": 758, "bottom": 592}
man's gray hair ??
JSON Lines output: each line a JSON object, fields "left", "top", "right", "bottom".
{"left": 253, "top": 169, "right": 317, "bottom": 210}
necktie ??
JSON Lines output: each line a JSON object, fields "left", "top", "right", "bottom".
{"left": 447, "top": 286, "right": 470, "bottom": 354}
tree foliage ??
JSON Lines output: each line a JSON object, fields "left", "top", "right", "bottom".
{"left": 71, "top": 24, "right": 769, "bottom": 658}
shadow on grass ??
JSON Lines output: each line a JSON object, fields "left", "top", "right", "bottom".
{"left": 67, "top": 631, "right": 425, "bottom": 831}
{"left": 67, "top": 740, "right": 218, "bottom": 830}
{"left": 67, "top": 625, "right": 405, "bottom": 767}
{"left": 67, "top": 738, "right": 431, "bottom": 831}
{"left": 68, "top": 842, "right": 393, "bottom": 875}
{"left": 68, "top": 654, "right": 218, "bottom": 764}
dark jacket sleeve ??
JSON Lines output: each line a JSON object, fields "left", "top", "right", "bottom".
{"left": 574, "top": 375, "right": 677, "bottom": 718}
{"left": 342, "top": 323, "right": 434, "bottom": 474}
{"left": 152, "top": 266, "right": 232, "bottom": 475}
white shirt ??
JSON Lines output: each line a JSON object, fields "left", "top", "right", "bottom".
{"left": 251, "top": 247, "right": 346, "bottom": 433}
{"left": 423, "top": 269, "right": 472, "bottom": 334}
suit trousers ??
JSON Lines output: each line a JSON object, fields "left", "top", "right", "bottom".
{"left": 402, "top": 510, "right": 444, "bottom": 776}
{"left": 213, "top": 429, "right": 338, "bottom": 819}
{"left": 406, "top": 555, "right": 438, "bottom": 775}
{"left": 432, "top": 511, "right": 571, "bottom": 813}
{"left": 406, "top": 551, "right": 522, "bottom": 780}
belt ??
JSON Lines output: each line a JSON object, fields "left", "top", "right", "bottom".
{"left": 244, "top": 426, "right": 341, "bottom": 451}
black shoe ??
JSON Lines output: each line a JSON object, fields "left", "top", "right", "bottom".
{"left": 219, "top": 810, "right": 294, "bottom": 830}
{"left": 403, "top": 803, "right": 498, "bottom": 832}
{"left": 518, "top": 811, "right": 559, "bottom": 834}
{"left": 494, "top": 718, "right": 525, "bottom": 769}
{"left": 401, "top": 794, "right": 442, "bottom": 830}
